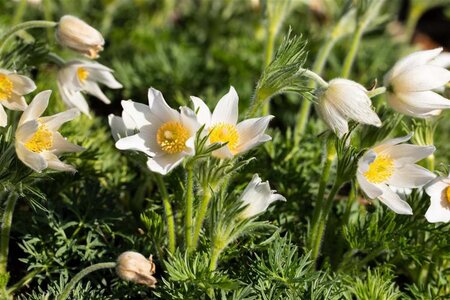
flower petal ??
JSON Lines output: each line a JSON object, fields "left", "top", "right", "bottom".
{"left": 146, "top": 153, "right": 185, "bottom": 175}
{"left": 16, "top": 120, "right": 39, "bottom": 142}
{"left": 388, "top": 164, "right": 436, "bottom": 188}
{"left": 211, "top": 86, "right": 239, "bottom": 125}
{"left": 357, "top": 172, "right": 383, "bottom": 198}
{"left": 121, "top": 100, "right": 153, "bottom": 128}
{"left": 2, "top": 94, "right": 27, "bottom": 111}
{"left": 235, "top": 115, "right": 273, "bottom": 153}
{"left": 8, "top": 74, "right": 36, "bottom": 95}
{"left": 19, "top": 90, "right": 51, "bottom": 125}
{"left": 148, "top": 88, "right": 178, "bottom": 123}
{"left": 115, "top": 130, "right": 155, "bottom": 156}
{"left": 392, "top": 65, "right": 450, "bottom": 92}
{"left": 380, "top": 144, "right": 435, "bottom": 164}
{"left": 58, "top": 83, "right": 91, "bottom": 116}
{"left": 424, "top": 179, "right": 450, "bottom": 223}
{"left": 373, "top": 133, "right": 413, "bottom": 153}
{"left": 41, "top": 152, "right": 76, "bottom": 173}
{"left": 87, "top": 68, "right": 122, "bottom": 89}
{"left": 15, "top": 142, "right": 47, "bottom": 172}
{"left": 40, "top": 108, "right": 80, "bottom": 131}
{"left": 315, "top": 101, "right": 348, "bottom": 138}
{"left": 0, "top": 104, "right": 7, "bottom": 127}
{"left": 51, "top": 132, "right": 85, "bottom": 154}
{"left": 82, "top": 80, "right": 111, "bottom": 104}
{"left": 377, "top": 184, "right": 413, "bottom": 215}
{"left": 190, "top": 96, "right": 212, "bottom": 125}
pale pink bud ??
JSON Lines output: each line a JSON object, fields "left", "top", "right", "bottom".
{"left": 116, "top": 251, "right": 157, "bottom": 288}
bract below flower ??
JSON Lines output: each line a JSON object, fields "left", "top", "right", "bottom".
{"left": 425, "top": 175, "right": 450, "bottom": 223}
{"left": 384, "top": 48, "right": 450, "bottom": 117}
{"left": 240, "top": 174, "right": 286, "bottom": 218}
{"left": 114, "top": 88, "right": 200, "bottom": 175}
{"left": 57, "top": 60, "right": 122, "bottom": 116}
{"left": 15, "top": 90, "right": 84, "bottom": 173}
{"left": 315, "top": 78, "right": 381, "bottom": 138}
{"left": 0, "top": 69, "right": 36, "bottom": 127}
{"left": 357, "top": 134, "right": 435, "bottom": 214}
{"left": 191, "top": 86, "right": 273, "bottom": 159}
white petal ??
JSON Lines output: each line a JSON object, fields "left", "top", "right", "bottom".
{"left": 393, "top": 91, "right": 450, "bottom": 117}
{"left": 15, "top": 142, "right": 47, "bottom": 172}
{"left": 373, "top": 133, "right": 412, "bottom": 153}
{"left": 377, "top": 184, "right": 413, "bottom": 215}
{"left": 212, "top": 145, "right": 234, "bottom": 159}
{"left": 82, "top": 81, "right": 110, "bottom": 104}
{"left": 40, "top": 109, "right": 80, "bottom": 131}
{"left": 425, "top": 177, "right": 450, "bottom": 196}
{"left": 148, "top": 88, "right": 178, "bottom": 123}
{"left": 235, "top": 116, "right": 273, "bottom": 154}
{"left": 146, "top": 153, "right": 185, "bottom": 175}
{"left": 190, "top": 96, "right": 212, "bottom": 125}
{"left": 0, "top": 104, "right": 7, "bottom": 127}
{"left": 388, "top": 164, "right": 436, "bottom": 188}
{"left": 315, "top": 101, "right": 348, "bottom": 138}
{"left": 51, "top": 132, "right": 85, "bottom": 154}
{"left": 121, "top": 100, "right": 153, "bottom": 128}
{"left": 109, "top": 114, "right": 127, "bottom": 141}
{"left": 58, "top": 83, "right": 91, "bottom": 116}
{"left": 424, "top": 179, "right": 450, "bottom": 223}
{"left": 15, "top": 120, "right": 39, "bottom": 142}
{"left": 41, "top": 152, "right": 76, "bottom": 173}
{"left": 357, "top": 172, "right": 383, "bottom": 198}
{"left": 87, "top": 68, "right": 122, "bottom": 89}
{"left": 115, "top": 131, "right": 155, "bottom": 156}
{"left": 180, "top": 106, "right": 201, "bottom": 134}
{"left": 8, "top": 74, "right": 36, "bottom": 95}
{"left": 392, "top": 65, "right": 450, "bottom": 92}
{"left": 2, "top": 94, "right": 27, "bottom": 111}
{"left": 357, "top": 150, "right": 377, "bottom": 173}
{"left": 430, "top": 52, "right": 450, "bottom": 68}
{"left": 380, "top": 144, "right": 435, "bottom": 164}
{"left": 19, "top": 90, "right": 51, "bottom": 125}
{"left": 211, "top": 86, "right": 239, "bottom": 125}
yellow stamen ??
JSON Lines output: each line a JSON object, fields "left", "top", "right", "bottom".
{"left": 209, "top": 123, "right": 239, "bottom": 152}
{"left": 446, "top": 186, "right": 450, "bottom": 205}
{"left": 0, "top": 74, "right": 13, "bottom": 100}
{"left": 364, "top": 155, "right": 395, "bottom": 184}
{"left": 156, "top": 121, "right": 189, "bottom": 154}
{"left": 77, "top": 67, "right": 89, "bottom": 82}
{"left": 25, "top": 124, "right": 53, "bottom": 153}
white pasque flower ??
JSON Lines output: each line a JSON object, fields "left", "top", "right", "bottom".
{"left": 57, "top": 60, "right": 122, "bottom": 116}
{"left": 425, "top": 174, "right": 450, "bottom": 223}
{"left": 108, "top": 110, "right": 137, "bottom": 142}
{"left": 384, "top": 48, "right": 450, "bottom": 117}
{"left": 56, "top": 15, "right": 105, "bottom": 59}
{"left": 0, "top": 69, "right": 36, "bottom": 127}
{"left": 357, "top": 134, "right": 436, "bottom": 214}
{"left": 15, "top": 90, "right": 84, "bottom": 173}
{"left": 114, "top": 88, "right": 200, "bottom": 175}
{"left": 191, "top": 86, "right": 273, "bottom": 159}
{"left": 240, "top": 174, "right": 286, "bottom": 218}
{"left": 315, "top": 78, "right": 381, "bottom": 138}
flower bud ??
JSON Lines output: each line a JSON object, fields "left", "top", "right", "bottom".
{"left": 116, "top": 251, "right": 157, "bottom": 288}
{"left": 56, "top": 15, "right": 105, "bottom": 59}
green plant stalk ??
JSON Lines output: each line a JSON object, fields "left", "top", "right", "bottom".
{"left": 340, "top": 25, "right": 364, "bottom": 78}
{"left": 405, "top": 2, "right": 426, "bottom": 42}
{"left": 310, "top": 180, "right": 342, "bottom": 263}
{"left": 185, "top": 166, "right": 194, "bottom": 252}
{"left": 155, "top": 174, "right": 176, "bottom": 254}
{"left": 12, "top": 0, "right": 27, "bottom": 25}
{"left": 7, "top": 268, "right": 43, "bottom": 294}
{"left": 57, "top": 262, "right": 116, "bottom": 300}
{"left": 261, "top": 24, "right": 277, "bottom": 116}
{"left": 0, "top": 20, "right": 57, "bottom": 50}
{"left": 192, "top": 188, "right": 212, "bottom": 249}
{"left": 209, "top": 244, "right": 222, "bottom": 272}
{"left": 0, "top": 192, "right": 19, "bottom": 276}
{"left": 310, "top": 152, "right": 334, "bottom": 229}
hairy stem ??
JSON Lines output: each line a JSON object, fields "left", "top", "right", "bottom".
{"left": 155, "top": 174, "right": 176, "bottom": 254}
{"left": 0, "top": 192, "right": 19, "bottom": 276}
{"left": 340, "top": 25, "right": 363, "bottom": 78}
{"left": 0, "top": 20, "right": 57, "bottom": 50}
{"left": 185, "top": 166, "right": 194, "bottom": 252}
{"left": 261, "top": 24, "right": 277, "bottom": 115}
{"left": 192, "top": 188, "right": 212, "bottom": 249}
{"left": 7, "top": 268, "right": 43, "bottom": 294}
{"left": 57, "top": 262, "right": 116, "bottom": 300}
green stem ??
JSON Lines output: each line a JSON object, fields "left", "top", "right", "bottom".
{"left": 209, "top": 245, "right": 222, "bottom": 272}
{"left": 310, "top": 180, "right": 342, "bottom": 264}
{"left": 12, "top": 0, "right": 27, "bottom": 25}
{"left": 7, "top": 268, "right": 43, "bottom": 294}
{"left": 426, "top": 154, "right": 435, "bottom": 172}
{"left": 311, "top": 149, "right": 334, "bottom": 227}
{"left": 57, "top": 262, "right": 116, "bottom": 300}
{"left": 0, "top": 192, "right": 19, "bottom": 275}
{"left": 192, "top": 188, "right": 212, "bottom": 249}
{"left": 405, "top": 2, "right": 426, "bottom": 42}
{"left": 340, "top": 25, "right": 364, "bottom": 78}
{"left": 47, "top": 52, "right": 66, "bottom": 67}
{"left": 185, "top": 166, "right": 194, "bottom": 252}
{"left": 261, "top": 26, "right": 276, "bottom": 115}
{"left": 154, "top": 174, "right": 176, "bottom": 254}
{"left": 0, "top": 20, "right": 57, "bottom": 50}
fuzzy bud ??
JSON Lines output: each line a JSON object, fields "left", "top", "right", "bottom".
{"left": 116, "top": 251, "right": 157, "bottom": 288}
{"left": 56, "top": 15, "right": 105, "bottom": 59}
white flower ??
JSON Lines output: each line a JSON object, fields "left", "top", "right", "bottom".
{"left": 56, "top": 15, "right": 105, "bottom": 59}
{"left": 315, "top": 78, "right": 381, "bottom": 138}
{"left": 384, "top": 48, "right": 450, "bottom": 117}
{"left": 108, "top": 110, "right": 137, "bottom": 142}
{"left": 0, "top": 69, "right": 36, "bottom": 127}
{"left": 15, "top": 90, "right": 84, "bottom": 173}
{"left": 114, "top": 88, "right": 200, "bottom": 175}
{"left": 240, "top": 174, "right": 286, "bottom": 218}
{"left": 425, "top": 175, "right": 450, "bottom": 223}
{"left": 191, "top": 86, "right": 273, "bottom": 159}
{"left": 357, "top": 134, "right": 436, "bottom": 214}
{"left": 57, "top": 60, "right": 122, "bottom": 116}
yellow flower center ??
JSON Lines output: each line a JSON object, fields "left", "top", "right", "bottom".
{"left": 0, "top": 74, "right": 13, "bottom": 100}
{"left": 209, "top": 123, "right": 239, "bottom": 151}
{"left": 77, "top": 67, "right": 89, "bottom": 82}
{"left": 25, "top": 124, "right": 53, "bottom": 153}
{"left": 446, "top": 186, "right": 450, "bottom": 205}
{"left": 156, "top": 121, "right": 189, "bottom": 154}
{"left": 364, "top": 155, "right": 395, "bottom": 184}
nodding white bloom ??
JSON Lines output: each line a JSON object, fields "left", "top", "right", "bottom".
{"left": 15, "top": 90, "right": 84, "bottom": 173}
{"left": 108, "top": 110, "right": 137, "bottom": 142}
{"left": 315, "top": 78, "right": 381, "bottom": 138}
{"left": 240, "top": 174, "right": 286, "bottom": 218}
{"left": 114, "top": 88, "right": 200, "bottom": 175}
{"left": 191, "top": 86, "right": 273, "bottom": 159}
{"left": 57, "top": 60, "right": 122, "bottom": 116}
{"left": 56, "top": 15, "right": 104, "bottom": 59}
{"left": 357, "top": 134, "right": 435, "bottom": 215}
{"left": 425, "top": 175, "right": 450, "bottom": 223}
{"left": 384, "top": 48, "right": 450, "bottom": 117}
{"left": 116, "top": 251, "right": 157, "bottom": 288}
{"left": 0, "top": 69, "right": 36, "bottom": 127}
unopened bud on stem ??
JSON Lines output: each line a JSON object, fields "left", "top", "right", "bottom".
{"left": 116, "top": 251, "right": 157, "bottom": 288}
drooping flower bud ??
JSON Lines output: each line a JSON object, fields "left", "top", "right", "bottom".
{"left": 56, "top": 15, "right": 105, "bottom": 59}
{"left": 116, "top": 251, "right": 157, "bottom": 288}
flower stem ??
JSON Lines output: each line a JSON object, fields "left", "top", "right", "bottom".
{"left": 298, "top": 68, "right": 328, "bottom": 88}
{"left": 154, "top": 174, "right": 176, "bottom": 254}
{"left": 192, "top": 188, "right": 212, "bottom": 249}
{"left": 185, "top": 166, "right": 194, "bottom": 252}
{"left": 340, "top": 25, "right": 364, "bottom": 78}
{"left": 0, "top": 20, "right": 57, "bottom": 50}
{"left": 209, "top": 245, "right": 221, "bottom": 272}
{"left": 7, "top": 268, "right": 43, "bottom": 294}
{"left": 57, "top": 262, "right": 116, "bottom": 300}
{"left": 261, "top": 24, "right": 277, "bottom": 115}
{"left": 0, "top": 192, "right": 19, "bottom": 276}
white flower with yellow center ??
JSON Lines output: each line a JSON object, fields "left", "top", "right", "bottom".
{"left": 114, "top": 88, "right": 200, "bottom": 175}
{"left": 57, "top": 60, "right": 122, "bottom": 116}
{"left": 384, "top": 48, "right": 450, "bottom": 117}
{"left": 240, "top": 174, "right": 286, "bottom": 219}
{"left": 357, "top": 134, "right": 436, "bottom": 214}
{"left": 315, "top": 78, "right": 381, "bottom": 138}
{"left": 15, "top": 90, "right": 84, "bottom": 173}
{"left": 0, "top": 69, "right": 36, "bottom": 127}
{"left": 425, "top": 175, "right": 450, "bottom": 223}
{"left": 191, "top": 86, "right": 273, "bottom": 159}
